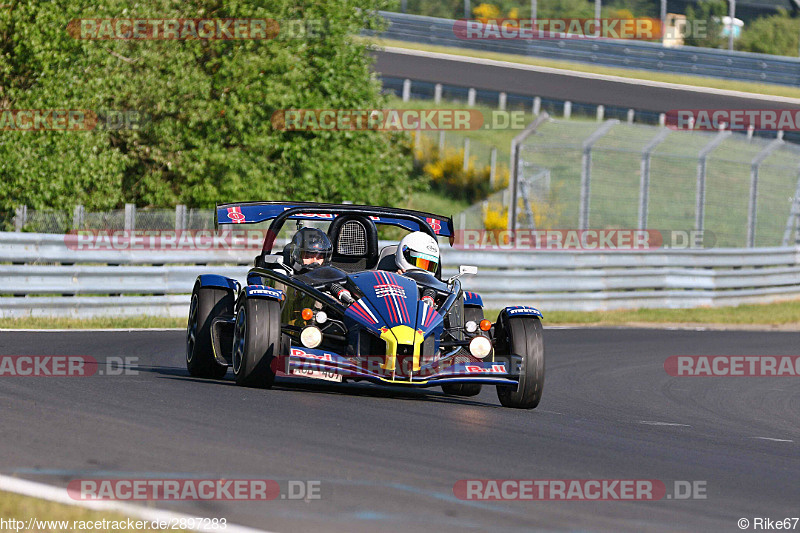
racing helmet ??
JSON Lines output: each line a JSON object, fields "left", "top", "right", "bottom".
{"left": 395, "top": 231, "right": 440, "bottom": 274}
{"left": 289, "top": 228, "right": 333, "bottom": 272}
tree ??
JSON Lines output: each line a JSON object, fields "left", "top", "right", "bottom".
{"left": 683, "top": 0, "right": 726, "bottom": 48}
{"left": 0, "top": 0, "right": 413, "bottom": 215}
{"left": 736, "top": 11, "right": 800, "bottom": 57}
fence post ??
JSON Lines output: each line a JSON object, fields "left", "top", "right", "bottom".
{"left": 434, "top": 83, "right": 442, "bottom": 104}
{"left": 658, "top": 113, "right": 666, "bottom": 126}
{"left": 596, "top": 105, "right": 604, "bottom": 122}
{"left": 695, "top": 131, "right": 731, "bottom": 234}
{"left": 563, "top": 101, "right": 572, "bottom": 119}
{"left": 781, "top": 167, "right": 800, "bottom": 246}
{"left": 627, "top": 109, "right": 635, "bottom": 124}
{"left": 175, "top": 204, "right": 187, "bottom": 231}
{"left": 402, "top": 79, "right": 411, "bottom": 102}
{"left": 73, "top": 205, "right": 85, "bottom": 230}
{"left": 579, "top": 120, "right": 619, "bottom": 230}
{"left": 508, "top": 113, "right": 550, "bottom": 234}
{"left": 747, "top": 138, "right": 783, "bottom": 247}
{"left": 532, "top": 97, "right": 541, "bottom": 116}
{"left": 467, "top": 88, "right": 476, "bottom": 107}
{"left": 462, "top": 138, "right": 470, "bottom": 171}
{"left": 639, "top": 128, "right": 671, "bottom": 230}
{"left": 489, "top": 147, "right": 497, "bottom": 189}
{"left": 14, "top": 205, "right": 27, "bottom": 232}
{"left": 124, "top": 203, "right": 136, "bottom": 231}
{"left": 498, "top": 92, "right": 507, "bottom": 110}
{"left": 414, "top": 127, "right": 421, "bottom": 157}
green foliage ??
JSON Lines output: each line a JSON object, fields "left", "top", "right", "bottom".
{"left": 0, "top": 0, "right": 413, "bottom": 213}
{"left": 683, "top": 0, "right": 726, "bottom": 48}
{"left": 736, "top": 11, "right": 800, "bottom": 57}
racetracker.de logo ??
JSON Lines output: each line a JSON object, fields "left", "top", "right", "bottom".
{"left": 455, "top": 480, "right": 668, "bottom": 500}
{"left": 0, "top": 356, "right": 98, "bottom": 377}
{"left": 67, "top": 479, "right": 321, "bottom": 501}
{"left": 271, "top": 109, "right": 531, "bottom": 131}
{"left": 0, "top": 109, "right": 149, "bottom": 131}
{"left": 666, "top": 109, "right": 800, "bottom": 131}
{"left": 664, "top": 356, "right": 800, "bottom": 376}
{"left": 452, "top": 229, "right": 714, "bottom": 250}
{"left": 453, "top": 18, "right": 663, "bottom": 40}
{"left": 67, "top": 18, "right": 280, "bottom": 40}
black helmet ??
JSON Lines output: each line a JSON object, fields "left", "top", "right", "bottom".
{"left": 289, "top": 228, "right": 332, "bottom": 272}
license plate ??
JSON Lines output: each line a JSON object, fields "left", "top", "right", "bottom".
{"left": 291, "top": 368, "right": 342, "bottom": 382}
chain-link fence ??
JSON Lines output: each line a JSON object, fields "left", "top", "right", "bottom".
{"left": 474, "top": 117, "right": 800, "bottom": 248}
{"left": 8, "top": 205, "right": 217, "bottom": 233}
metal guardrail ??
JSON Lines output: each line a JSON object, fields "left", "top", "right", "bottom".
{"left": 1, "top": 232, "right": 799, "bottom": 316}
{"left": 371, "top": 12, "right": 800, "bottom": 87}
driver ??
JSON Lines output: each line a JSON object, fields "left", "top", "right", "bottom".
{"left": 288, "top": 227, "right": 333, "bottom": 274}
{"left": 288, "top": 227, "right": 354, "bottom": 304}
{"left": 395, "top": 232, "right": 441, "bottom": 307}
{"left": 395, "top": 231, "right": 440, "bottom": 274}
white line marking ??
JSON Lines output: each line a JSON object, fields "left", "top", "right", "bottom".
{"left": 639, "top": 421, "right": 692, "bottom": 427}
{"left": 0, "top": 474, "right": 274, "bottom": 533}
{"left": 752, "top": 437, "right": 794, "bottom": 443}
{"left": 382, "top": 46, "right": 800, "bottom": 104}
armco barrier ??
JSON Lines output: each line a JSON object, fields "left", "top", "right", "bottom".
{"left": 0, "top": 232, "right": 798, "bottom": 316}
{"left": 370, "top": 12, "right": 800, "bottom": 87}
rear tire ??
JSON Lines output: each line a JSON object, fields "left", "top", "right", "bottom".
{"left": 441, "top": 306, "right": 486, "bottom": 397}
{"left": 186, "top": 285, "right": 231, "bottom": 379}
{"left": 496, "top": 317, "right": 544, "bottom": 409}
{"left": 232, "top": 296, "right": 280, "bottom": 388}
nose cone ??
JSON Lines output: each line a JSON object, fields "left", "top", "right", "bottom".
{"left": 349, "top": 271, "right": 419, "bottom": 328}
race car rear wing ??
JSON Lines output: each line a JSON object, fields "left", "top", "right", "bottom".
{"left": 215, "top": 201, "right": 454, "bottom": 239}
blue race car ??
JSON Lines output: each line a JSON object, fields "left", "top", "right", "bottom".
{"left": 186, "top": 202, "right": 544, "bottom": 409}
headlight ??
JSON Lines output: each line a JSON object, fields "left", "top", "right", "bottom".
{"left": 315, "top": 311, "right": 328, "bottom": 324}
{"left": 300, "top": 326, "right": 322, "bottom": 348}
{"left": 465, "top": 320, "right": 477, "bottom": 333}
{"left": 469, "top": 336, "right": 492, "bottom": 358}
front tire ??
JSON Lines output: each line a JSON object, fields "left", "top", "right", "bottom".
{"left": 186, "top": 286, "right": 231, "bottom": 379}
{"left": 232, "top": 296, "right": 280, "bottom": 388}
{"left": 496, "top": 317, "right": 544, "bottom": 409}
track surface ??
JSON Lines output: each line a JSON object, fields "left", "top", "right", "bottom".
{"left": 1, "top": 329, "right": 798, "bottom": 532}
{"left": 372, "top": 49, "right": 800, "bottom": 112}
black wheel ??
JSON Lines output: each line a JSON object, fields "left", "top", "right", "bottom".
{"left": 441, "top": 306, "right": 486, "bottom": 397}
{"left": 232, "top": 296, "right": 280, "bottom": 388}
{"left": 441, "top": 383, "right": 483, "bottom": 397}
{"left": 186, "top": 285, "right": 231, "bottom": 379}
{"left": 495, "top": 316, "right": 544, "bottom": 409}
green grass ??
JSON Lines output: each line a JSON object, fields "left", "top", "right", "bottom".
{"left": 367, "top": 37, "right": 800, "bottom": 99}
{"left": 393, "top": 102, "right": 800, "bottom": 246}
{"left": 0, "top": 316, "right": 185, "bottom": 329}
{"left": 486, "top": 299, "right": 800, "bottom": 326}
{"left": 0, "top": 490, "right": 162, "bottom": 532}
{"left": 4, "top": 299, "right": 800, "bottom": 329}
{"left": 405, "top": 189, "right": 472, "bottom": 218}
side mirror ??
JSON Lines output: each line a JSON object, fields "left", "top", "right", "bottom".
{"left": 459, "top": 265, "right": 478, "bottom": 276}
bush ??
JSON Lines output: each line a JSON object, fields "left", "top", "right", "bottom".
{"left": 413, "top": 133, "right": 508, "bottom": 204}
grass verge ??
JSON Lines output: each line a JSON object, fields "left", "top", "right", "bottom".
{"left": 0, "top": 490, "right": 162, "bottom": 532}
{"left": 367, "top": 37, "right": 800, "bottom": 99}
{"left": 3, "top": 299, "right": 800, "bottom": 329}
{"left": 487, "top": 299, "right": 800, "bottom": 327}
{"left": 0, "top": 316, "right": 185, "bottom": 329}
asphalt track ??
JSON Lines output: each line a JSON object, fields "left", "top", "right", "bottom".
{"left": 1, "top": 328, "right": 798, "bottom": 532}
{"left": 372, "top": 49, "right": 800, "bottom": 112}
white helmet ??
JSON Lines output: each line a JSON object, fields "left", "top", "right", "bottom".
{"left": 396, "top": 231, "right": 440, "bottom": 273}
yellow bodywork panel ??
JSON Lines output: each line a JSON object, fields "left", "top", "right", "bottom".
{"left": 379, "top": 325, "right": 425, "bottom": 372}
